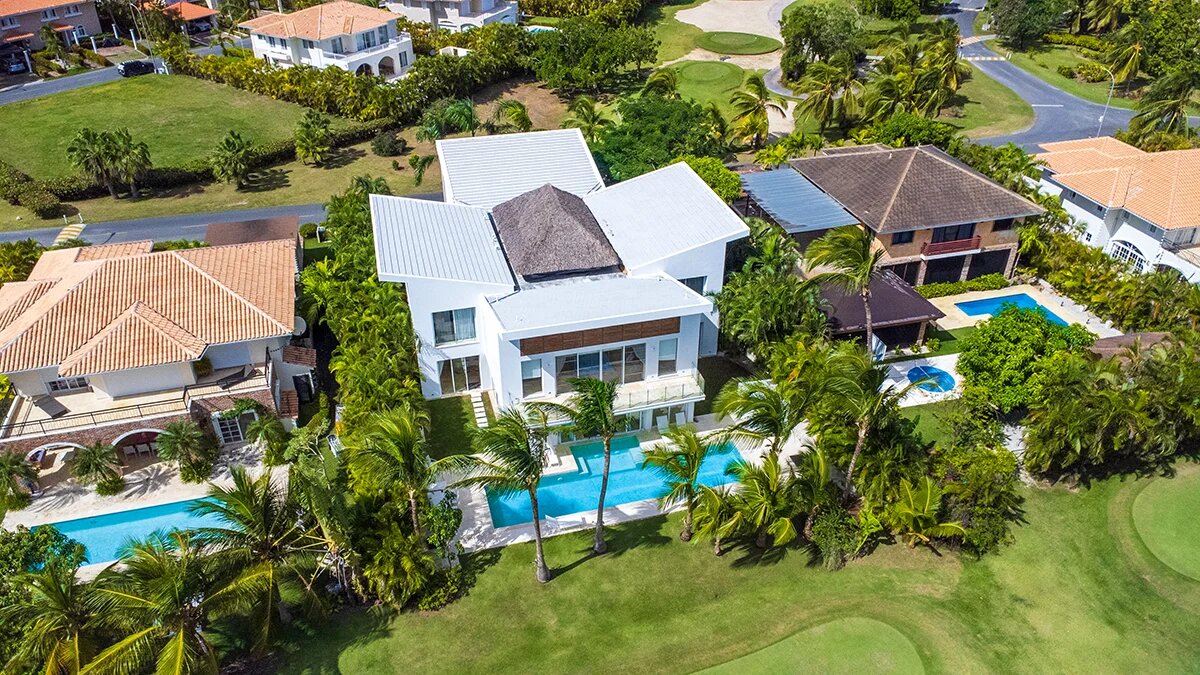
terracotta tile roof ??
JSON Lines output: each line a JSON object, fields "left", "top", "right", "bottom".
{"left": 160, "top": 1, "right": 217, "bottom": 20}
{"left": 0, "top": 0, "right": 83, "bottom": 18}
{"left": 75, "top": 241, "right": 154, "bottom": 261}
{"left": 791, "top": 145, "right": 1044, "bottom": 234}
{"left": 281, "top": 345, "right": 316, "bottom": 367}
{"left": 239, "top": 1, "right": 396, "bottom": 40}
{"left": 1037, "top": 137, "right": 1200, "bottom": 231}
{"left": 0, "top": 29, "right": 34, "bottom": 43}
{"left": 0, "top": 240, "right": 296, "bottom": 377}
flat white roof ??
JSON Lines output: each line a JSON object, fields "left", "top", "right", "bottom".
{"left": 436, "top": 129, "right": 605, "bottom": 209}
{"left": 487, "top": 275, "right": 711, "bottom": 337}
{"left": 585, "top": 163, "right": 750, "bottom": 270}
{"left": 370, "top": 195, "right": 514, "bottom": 286}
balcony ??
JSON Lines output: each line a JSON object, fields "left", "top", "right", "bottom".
{"left": 320, "top": 34, "right": 411, "bottom": 64}
{"left": 921, "top": 236, "right": 982, "bottom": 258}
{"left": 526, "top": 371, "right": 706, "bottom": 423}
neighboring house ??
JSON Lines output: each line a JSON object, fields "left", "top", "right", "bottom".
{"left": 240, "top": 1, "right": 414, "bottom": 78}
{"left": 0, "top": 240, "right": 316, "bottom": 458}
{"left": 371, "top": 129, "right": 749, "bottom": 433}
{"left": 1036, "top": 136, "right": 1200, "bottom": 281}
{"left": 0, "top": 0, "right": 101, "bottom": 51}
{"left": 743, "top": 145, "right": 1044, "bottom": 286}
{"left": 384, "top": 0, "right": 516, "bottom": 33}
{"left": 158, "top": 1, "right": 218, "bottom": 30}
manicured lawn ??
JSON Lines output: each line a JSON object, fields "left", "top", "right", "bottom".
{"left": 985, "top": 41, "right": 1138, "bottom": 110}
{"left": 695, "top": 31, "right": 782, "bottom": 55}
{"left": 696, "top": 355, "right": 755, "bottom": 416}
{"left": 0, "top": 75, "right": 328, "bottom": 179}
{"left": 425, "top": 395, "right": 477, "bottom": 460}
{"left": 277, "top": 470, "right": 1200, "bottom": 673}
{"left": 941, "top": 64, "right": 1034, "bottom": 138}
{"left": 649, "top": 0, "right": 709, "bottom": 64}
{"left": 1132, "top": 466, "right": 1200, "bottom": 581}
{"left": 669, "top": 60, "right": 752, "bottom": 116}
{"left": 882, "top": 326, "right": 975, "bottom": 363}
{"left": 302, "top": 237, "right": 333, "bottom": 266}
{"left": 701, "top": 617, "right": 925, "bottom": 674}
{"left": 900, "top": 400, "right": 956, "bottom": 446}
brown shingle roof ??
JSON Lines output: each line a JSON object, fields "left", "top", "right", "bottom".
{"left": 0, "top": 241, "right": 296, "bottom": 377}
{"left": 282, "top": 345, "right": 317, "bottom": 367}
{"left": 491, "top": 184, "right": 621, "bottom": 280}
{"left": 239, "top": 1, "right": 395, "bottom": 40}
{"left": 821, "top": 269, "right": 945, "bottom": 333}
{"left": 205, "top": 216, "right": 300, "bottom": 247}
{"left": 791, "top": 145, "right": 1043, "bottom": 234}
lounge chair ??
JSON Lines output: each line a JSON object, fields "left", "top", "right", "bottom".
{"left": 122, "top": 445, "right": 138, "bottom": 461}
{"left": 136, "top": 443, "right": 152, "bottom": 456}
{"left": 675, "top": 411, "right": 688, "bottom": 427}
{"left": 655, "top": 415, "right": 668, "bottom": 429}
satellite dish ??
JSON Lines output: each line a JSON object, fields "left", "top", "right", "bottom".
{"left": 293, "top": 316, "right": 308, "bottom": 336}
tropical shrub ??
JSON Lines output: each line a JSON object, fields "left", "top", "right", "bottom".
{"left": 0, "top": 526, "right": 85, "bottom": 668}
{"left": 936, "top": 443, "right": 1022, "bottom": 555}
{"left": 810, "top": 507, "right": 859, "bottom": 570}
{"left": 916, "top": 273, "right": 1009, "bottom": 298}
{"left": 594, "top": 94, "right": 724, "bottom": 181}
{"left": 532, "top": 17, "right": 657, "bottom": 92}
{"left": 371, "top": 131, "right": 408, "bottom": 156}
{"left": 672, "top": 156, "right": 741, "bottom": 202}
{"left": 1043, "top": 32, "right": 1110, "bottom": 51}
{"left": 95, "top": 476, "right": 127, "bottom": 496}
{"left": 781, "top": 1, "right": 864, "bottom": 80}
{"left": 1073, "top": 61, "right": 1112, "bottom": 82}
{"left": 156, "top": 419, "right": 220, "bottom": 483}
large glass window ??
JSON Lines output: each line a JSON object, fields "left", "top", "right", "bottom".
{"left": 578, "top": 352, "right": 600, "bottom": 380}
{"left": 330, "top": 37, "right": 344, "bottom": 54}
{"left": 432, "top": 308, "right": 476, "bottom": 345}
{"left": 891, "top": 231, "right": 914, "bottom": 245}
{"left": 555, "top": 355, "right": 577, "bottom": 393}
{"left": 377, "top": 25, "right": 389, "bottom": 42}
{"left": 658, "top": 338, "right": 677, "bottom": 376}
{"left": 624, "top": 344, "right": 645, "bottom": 383}
{"left": 522, "top": 359, "right": 543, "bottom": 397}
{"left": 555, "top": 344, "right": 647, "bottom": 392}
{"left": 679, "top": 276, "right": 706, "bottom": 294}
{"left": 356, "top": 30, "right": 377, "bottom": 51}
{"left": 46, "top": 377, "right": 88, "bottom": 394}
{"left": 438, "top": 356, "right": 481, "bottom": 393}
{"left": 931, "top": 223, "right": 976, "bottom": 243}
{"left": 1108, "top": 240, "right": 1146, "bottom": 273}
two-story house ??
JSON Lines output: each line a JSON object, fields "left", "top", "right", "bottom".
{"left": 371, "top": 129, "right": 749, "bottom": 435}
{"left": 384, "top": 0, "right": 516, "bottom": 32}
{"left": 0, "top": 0, "right": 101, "bottom": 51}
{"left": 1036, "top": 136, "right": 1200, "bottom": 281}
{"left": 0, "top": 239, "right": 315, "bottom": 463}
{"left": 240, "top": 1, "right": 414, "bottom": 78}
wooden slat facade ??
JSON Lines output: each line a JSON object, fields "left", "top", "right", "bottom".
{"left": 519, "top": 318, "right": 680, "bottom": 356}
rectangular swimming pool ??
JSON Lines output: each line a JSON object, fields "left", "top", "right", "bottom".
{"left": 954, "top": 293, "right": 1069, "bottom": 326}
{"left": 486, "top": 435, "right": 744, "bottom": 528}
{"left": 39, "top": 498, "right": 223, "bottom": 565}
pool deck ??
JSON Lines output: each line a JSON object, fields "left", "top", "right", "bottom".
{"left": 928, "top": 283, "right": 1121, "bottom": 337}
{"left": 886, "top": 354, "right": 965, "bottom": 407}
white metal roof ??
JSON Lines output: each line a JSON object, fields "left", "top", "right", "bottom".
{"left": 487, "top": 275, "right": 711, "bottom": 337}
{"left": 585, "top": 163, "right": 750, "bottom": 270}
{"left": 436, "top": 129, "right": 605, "bottom": 209}
{"left": 370, "top": 195, "right": 514, "bottom": 286}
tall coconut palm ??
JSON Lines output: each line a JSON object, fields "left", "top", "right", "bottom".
{"left": 85, "top": 531, "right": 238, "bottom": 675}
{"left": 66, "top": 129, "right": 119, "bottom": 199}
{"left": 1084, "top": 0, "right": 1122, "bottom": 33}
{"left": 692, "top": 485, "right": 741, "bottom": 555}
{"left": 1, "top": 561, "right": 97, "bottom": 675}
{"left": 0, "top": 450, "right": 36, "bottom": 517}
{"left": 1131, "top": 66, "right": 1199, "bottom": 137}
{"left": 188, "top": 466, "right": 315, "bottom": 654}
{"left": 793, "top": 446, "right": 836, "bottom": 539}
{"left": 346, "top": 405, "right": 433, "bottom": 536}
{"left": 641, "top": 426, "right": 718, "bottom": 541}
{"left": 70, "top": 443, "right": 121, "bottom": 486}
{"left": 289, "top": 443, "right": 362, "bottom": 602}
{"left": 796, "top": 61, "right": 863, "bottom": 133}
{"left": 730, "top": 73, "right": 786, "bottom": 149}
{"left": 713, "top": 379, "right": 807, "bottom": 458}
{"left": 805, "top": 225, "right": 885, "bottom": 351}
{"left": 530, "top": 377, "right": 620, "bottom": 554}
{"left": 727, "top": 453, "right": 803, "bottom": 549}
{"left": 885, "top": 477, "right": 967, "bottom": 548}
{"left": 563, "top": 95, "right": 611, "bottom": 144}
{"left": 110, "top": 128, "right": 151, "bottom": 199}
{"left": 438, "top": 406, "right": 552, "bottom": 582}
{"left": 1107, "top": 19, "right": 1145, "bottom": 91}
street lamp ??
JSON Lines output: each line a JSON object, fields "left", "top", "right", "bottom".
{"left": 1095, "top": 63, "right": 1115, "bottom": 137}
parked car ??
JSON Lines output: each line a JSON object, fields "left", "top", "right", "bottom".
{"left": 117, "top": 59, "right": 155, "bottom": 77}
{"left": 4, "top": 59, "right": 27, "bottom": 74}
{"left": 186, "top": 20, "right": 212, "bottom": 34}
{"left": 98, "top": 36, "right": 122, "bottom": 47}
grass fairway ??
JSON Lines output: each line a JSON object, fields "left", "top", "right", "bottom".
{"left": 1132, "top": 466, "right": 1200, "bottom": 581}
{"left": 649, "top": 0, "right": 709, "bottom": 64}
{"left": 695, "top": 31, "right": 782, "bottom": 55}
{"left": 700, "top": 618, "right": 925, "bottom": 674}
{"left": 0, "top": 75, "right": 325, "bottom": 179}
{"left": 669, "top": 60, "right": 750, "bottom": 116}
{"left": 278, "top": 472, "right": 1200, "bottom": 674}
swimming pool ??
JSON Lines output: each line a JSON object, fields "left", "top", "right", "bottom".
{"left": 525, "top": 25, "right": 557, "bottom": 33}
{"left": 486, "top": 435, "right": 745, "bottom": 528}
{"left": 907, "top": 365, "right": 955, "bottom": 393}
{"left": 39, "top": 499, "right": 223, "bottom": 564}
{"left": 954, "top": 293, "right": 1069, "bottom": 326}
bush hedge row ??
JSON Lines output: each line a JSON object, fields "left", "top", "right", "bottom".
{"left": 916, "top": 273, "right": 1010, "bottom": 298}
{"left": 0, "top": 161, "right": 66, "bottom": 218}
{"left": 519, "top": 0, "right": 644, "bottom": 22}
{"left": 1043, "top": 32, "right": 1111, "bottom": 52}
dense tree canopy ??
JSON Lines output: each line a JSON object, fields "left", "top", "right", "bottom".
{"left": 532, "top": 17, "right": 658, "bottom": 92}
{"left": 593, "top": 94, "right": 724, "bottom": 180}
{"left": 991, "top": 0, "right": 1071, "bottom": 48}
{"left": 780, "top": 1, "right": 864, "bottom": 80}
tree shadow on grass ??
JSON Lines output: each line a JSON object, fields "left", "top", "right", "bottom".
{"left": 551, "top": 515, "right": 674, "bottom": 580}
{"left": 727, "top": 538, "right": 793, "bottom": 568}
{"left": 242, "top": 167, "right": 290, "bottom": 192}
{"left": 319, "top": 146, "right": 366, "bottom": 170}
{"left": 274, "top": 604, "right": 396, "bottom": 675}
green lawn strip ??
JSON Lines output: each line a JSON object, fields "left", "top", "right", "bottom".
{"left": 648, "top": 0, "right": 709, "bottom": 64}
{"left": 669, "top": 60, "right": 750, "bottom": 116}
{"left": 972, "top": 9, "right": 990, "bottom": 35}
{"left": 0, "top": 75, "right": 338, "bottom": 179}
{"left": 699, "top": 617, "right": 925, "bottom": 674}
{"left": 984, "top": 41, "right": 1137, "bottom": 110}
{"left": 524, "top": 15, "right": 561, "bottom": 26}
{"left": 425, "top": 395, "right": 477, "bottom": 460}
{"left": 302, "top": 237, "right": 333, "bottom": 266}
{"left": 1131, "top": 467, "right": 1200, "bottom": 581}
{"left": 899, "top": 400, "right": 956, "bottom": 446}
{"left": 277, "top": 475, "right": 1200, "bottom": 674}
{"left": 695, "top": 31, "right": 782, "bottom": 56}
{"left": 941, "top": 64, "right": 1035, "bottom": 138}
{"left": 695, "top": 355, "right": 755, "bottom": 415}
{"left": 881, "top": 326, "right": 975, "bottom": 363}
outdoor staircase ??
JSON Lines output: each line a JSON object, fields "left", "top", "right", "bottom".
{"left": 470, "top": 391, "right": 489, "bottom": 429}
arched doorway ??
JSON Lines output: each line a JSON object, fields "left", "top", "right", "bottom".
{"left": 355, "top": 63, "right": 374, "bottom": 76}
{"left": 25, "top": 442, "right": 87, "bottom": 493}
{"left": 110, "top": 429, "right": 164, "bottom": 466}
{"left": 1107, "top": 240, "right": 1146, "bottom": 273}
{"left": 378, "top": 56, "right": 396, "bottom": 78}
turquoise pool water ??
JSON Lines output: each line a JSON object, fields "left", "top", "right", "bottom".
{"left": 907, "top": 365, "right": 955, "bottom": 392}
{"left": 39, "top": 499, "right": 223, "bottom": 564}
{"left": 486, "top": 435, "right": 745, "bottom": 528}
{"left": 954, "top": 293, "right": 1069, "bottom": 326}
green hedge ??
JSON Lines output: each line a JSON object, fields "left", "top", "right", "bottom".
{"left": 0, "top": 160, "right": 65, "bottom": 218}
{"left": 916, "top": 273, "right": 1010, "bottom": 298}
{"left": 518, "top": 0, "right": 643, "bottom": 22}
{"left": 1043, "top": 32, "right": 1111, "bottom": 52}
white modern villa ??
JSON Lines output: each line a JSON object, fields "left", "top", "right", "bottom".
{"left": 1037, "top": 136, "right": 1200, "bottom": 281}
{"left": 384, "top": 0, "right": 517, "bottom": 33}
{"left": 371, "top": 129, "right": 748, "bottom": 434}
{"left": 240, "top": 1, "right": 414, "bottom": 78}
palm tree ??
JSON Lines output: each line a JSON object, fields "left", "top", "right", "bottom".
{"left": 188, "top": 466, "right": 315, "bottom": 654}
{"left": 85, "top": 531, "right": 236, "bottom": 675}
{"left": 727, "top": 453, "right": 802, "bottom": 549}
{"left": 408, "top": 154, "right": 436, "bottom": 186}
{"left": 1131, "top": 66, "right": 1199, "bottom": 137}
{"left": 155, "top": 419, "right": 207, "bottom": 474}
{"left": 110, "top": 128, "right": 151, "bottom": 199}
{"left": 70, "top": 443, "right": 121, "bottom": 486}
{"left": 641, "top": 426, "right": 717, "bottom": 541}
{"left": 713, "top": 379, "right": 806, "bottom": 458}
{"left": 289, "top": 444, "right": 362, "bottom": 602}
{"left": 1084, "top": 0, "right": 1122, "bottom": 33}
{"left": 1107, "top": 19, "right": 1145, "bottom": 91}
{"left": 438, "top": 406, "right": 552, "bottom": 582}
{"left": 1, "top": 560, "right": 97, "bottom": 675}
{"left": 730, "top": 74, "right": 786, "bottom": 149}
{"left": 491, "top": 99, "right": 532, "bottom": 133}
{"left": 445, "top": 98, "right": 481, "bottom": 136}
{"left": 210, "top": 130, "right": 252, "bottom": 189}
{"left": 641, "top": 68, "right": 679, "bottom": 98}
{"left": 692, "top": 485, "right": 741, "bottom": 555}
{"left": 346, "top": 405, "right": 433, "bottom": 536}
{"left": 530, "top": 377, "right": 620, "bottom": 554}
{"left": 39, "top": 24, "right": 66, "bottom": 62}
{"left": 66, "top": 129, "right": 119, "bottom": 199}
{"left": 350, "top": 174, "right": 392, "bottom": 196}
{"left": 702, "top": 101, "right": 731, "bottom": 152}
{"left": 563, "top": 95, "right": 611, "bottom": 144}
{"left": 793, "top": 447, "right": 835, "bottom": 539}
{"left": 295, "top": 109, "right": 331, "bottom": 165}
{"left": 245, "top": 413, "right": 289, "bottom": 465}
{"left": 796, "top": 61, "right": 863, "bottom": 134}
{"left": 885, "top": 477, "right": 967, "bottom": 548}
{"left": 805, "top": 225, "right": 885, "bottom": 351}
{"left": 0, "top": 450, "right": 36, "bottom": 517}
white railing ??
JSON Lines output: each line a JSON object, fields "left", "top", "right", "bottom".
{"left": 321, "top": 34, "right": 411, "bottom": 62}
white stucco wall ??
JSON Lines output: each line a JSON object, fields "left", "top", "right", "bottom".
{"left": 90, "top": 363, "right": 195, "bottom": 399}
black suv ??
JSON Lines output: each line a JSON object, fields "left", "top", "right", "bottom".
{"left": 117, "top": 60, "right": 155, "bottom": 77}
